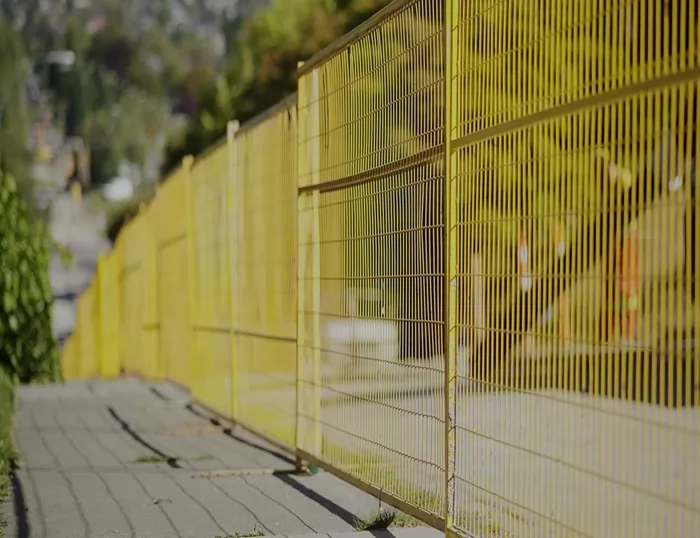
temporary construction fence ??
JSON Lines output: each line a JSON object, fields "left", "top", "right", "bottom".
{"left": 61, "top": 1, "right": 699, "bottom": 537}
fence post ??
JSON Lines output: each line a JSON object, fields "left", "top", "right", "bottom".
{"left": 295, "top": 62, "right": 305, "bottom": 467}
{"left": 226, "top": 120, "right": 240, "bottom": 421}
{"left": 295, "top": 62, "right": 322, "bottom": 462}
{"left": 309, "top": 67, "right": 322, "bottom": 457}
{"left": 183, "top": 155, "right": 198, "bottom": 395}
{"left": 444, "top": 0, "right": 458, "bottom": 534}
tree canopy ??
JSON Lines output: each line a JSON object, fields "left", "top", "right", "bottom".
{"left": 162, "top": 0, "right": 393, "bottom": 176}
{"left": 0, "top": 14, "right": 32, "bottom": 198}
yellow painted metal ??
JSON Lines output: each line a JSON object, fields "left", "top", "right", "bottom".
{"left": 450, "top": 1, "right": 699, "bottom": 537}
{"left": 141, "top": 203, "right": 160, "bottom": 379}
{"left": 98, "top": 249, "right": 121, "bottom": 378}
{"left": 121, "top": 215, "right": 145, "bottom": 375}
{"left": 183, "top": 155, "right": 198, "bottom": 392}
{"left": 115, "top": 234, "right": 126, "bottom": 376}
{"left": 226, "top": 120, "right": 240, "bottom": 421}
{"left": 233, "top": 97, "right": 298, "bottom": 447}
{"left": 297, "top": 68, "right": 322, "bottom": 457}
{"left": 120, "top": 203, "right": 159, "bottom": 380}
{"left": 60, "top": 335, "right": 78, "bottom": 380}
{"left": 297, "top": 0, "right": 446, "bottom": 522}
{"left": 59, "top": 0, "right": 700, "bottom": 536}
{"left": 76, "top": 285, "right": 98, "bottom": 378}
{"left": 155, "top": 166, "right": 191, "bottom": 386}
{"left": 190, "top": 144, "right": 233, "bottom": 416}
{"left": 443, "top": 0, "right": 457, "bottom": 531}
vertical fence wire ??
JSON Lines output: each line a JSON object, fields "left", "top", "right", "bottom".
{"left": 233, "top": 98, "right": 298, "bottom": 447}
{"left": 97, "top": 251, "right": 120, "bottom": 378}
{"left": 297, "top": 0, "right": 447, "bottom": 524}
{"left": 191, "top": 144, "right": 233, "bottom": 417}
{"left": 58, "top": 2, "right": 698, "bottom": 536}
{"left": 76, "top": 285, "right": 96, "bottom": 378}
{"left": 121, "top": 217, "right": 142, "bottom": 375}
{"left": 156, "top": 166, "right": 192, "bottom": 386}
{"left": 451, "top": 1, "right": 699, "bottom": 536}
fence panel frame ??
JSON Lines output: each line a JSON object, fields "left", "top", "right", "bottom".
{"left": 58, "top": 2, "right": 700, "bottom": 536}
{"left": 294, "top": 0, "right": 449, "bottom": 531}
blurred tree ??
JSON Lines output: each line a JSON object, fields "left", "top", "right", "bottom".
{"left": 136, "top": 27, "right": 185, "bottom": 98}
{"left": 87, "top": 22, "right": 136, "bottom": 83}
{"left": 162, "top": 0, "right": 392, "bottom": 176}
{"left": 0, "top": 13, "right": 32, "bottom": 200}
{"left": 84, "top": 87, "right": 167, "bottom": 185}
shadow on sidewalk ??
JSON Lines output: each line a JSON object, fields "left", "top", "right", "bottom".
{"left": 183, "top": 402, "right": 358, "bottom": 526}
{"left": 276, "top": 473, "right": 358, "bottom": 527}
{"left": 106, "top": 406, "right": 182, "bottom": 469}
{"left": 184, "top": 403, "right": 297, "bottom": 466}
{"left": 11, "top": 469, "right": 30, "bottom": 538}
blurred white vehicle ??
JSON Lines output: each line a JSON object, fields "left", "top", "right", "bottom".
{"left": 102, "top": 177, "right": 134, "bottom": 202}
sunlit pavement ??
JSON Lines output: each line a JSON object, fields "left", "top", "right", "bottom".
{"left": 0, "top": 379, "right": 438, "bottom": 538}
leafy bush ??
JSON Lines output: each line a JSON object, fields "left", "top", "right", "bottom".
{"left": 0, "top": 169, "right": 58, "bottom": 383}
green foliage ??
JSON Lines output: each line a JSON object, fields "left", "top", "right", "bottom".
{"left": 21, "top": 6, "right": 220, "bottom": 187}
{"left": 163, "top": 0, "right": 392, "bottom": 175}
{"left": 0, "top": 169, "right": 58, "bottom": 383}
{"left": 353, "top": 510, "right": 397, "bottom": 531}
{"left": 0, "top": 14, "right": 32, "bottom": 197}
{"left": 84, "top": 87, "right": 168, "bottom": 185}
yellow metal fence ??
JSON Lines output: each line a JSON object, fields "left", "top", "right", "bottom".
{"left": 61, "top": 1, "right": 699, "bottom": 537}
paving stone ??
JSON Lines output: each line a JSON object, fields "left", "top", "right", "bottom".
{"left": 3, "top": 379, "right": 428, "bottom": 538}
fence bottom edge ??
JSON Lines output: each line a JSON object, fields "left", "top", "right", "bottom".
{"left": 296, "top": 448, "right": 446, "bottom": 532}
{"left": 124, "top": 376, "right": 450, "bottom": 535}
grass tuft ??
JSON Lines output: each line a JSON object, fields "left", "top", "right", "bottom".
{"left": 133, "top": 455, "right": 180, "bottom": 465}
{"left": 215, "top": 529, "right": 265, "bottom": 537}
{"left": 353, "top": 510, "right": 394, "bottom": 531}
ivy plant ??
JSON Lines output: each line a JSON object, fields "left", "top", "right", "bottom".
{"left": 0, "top": 170, "right": 58, "bottom": 382}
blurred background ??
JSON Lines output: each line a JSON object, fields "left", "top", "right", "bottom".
{"left": 0, "top": 0, "right": 393, "bottom": 344}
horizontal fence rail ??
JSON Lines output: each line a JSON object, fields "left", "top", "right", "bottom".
{"left": 61, "top": 1, "right": 699, "bottom": 537}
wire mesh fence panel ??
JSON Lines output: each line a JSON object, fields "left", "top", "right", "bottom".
{"left": 121, "top": 214, "right": 147, "bottom": 376}
{"left": 156, "top": 169, "right": 192, "bottom": 387}
{"left": 141, "top": 205, "right": 160, "bottom": 380}
{"left": 450, "top": 1, "right": 699, "bottom": 536}
{"left": 76, "top": 285, "right": 97, "bottom": 379}
{"left": 57, "top": 0, "right": 700, "bottom": 535}
{"left": 233, "top": 99, "right": 298, "bottom": 447}
{"left": 99, "top": 250, "right": 121, "bottom": 378}
{"left": 297, "top": 0, "right": 446, "bottom": 523}
{"left": 60, "top": 335, "right": 78, "bottom": 380}
{"left": 121, "top": 204, "right": 159, "bottom": 379}
{"left": 191, "top": 144, "right": 233, "bottom": 417}
{"left": 114, "top": 236, "right": 126, "bottom": 376}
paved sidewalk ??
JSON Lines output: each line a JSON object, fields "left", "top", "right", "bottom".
{"left": 2, "top": 379, "right": 440, "bottom": 538}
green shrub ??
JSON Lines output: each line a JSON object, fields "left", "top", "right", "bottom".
{"left": 0, "top": 169, "right": 58, "bottom": 383}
